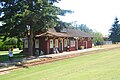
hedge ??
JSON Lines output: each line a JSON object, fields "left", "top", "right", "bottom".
{"left": 0, "top": 45, "right": 16, "bottom": 51}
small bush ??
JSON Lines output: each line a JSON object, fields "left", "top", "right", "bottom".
{"left": 0, "top": 40, "right": 3, "bottom": 47}
{"left": 79, "top": 46, "right": 84, "bottom": 50}
{"left": 19, "top": 45, "right": 23, "bottom": 50}
{"left": 0, "top": 45, "right": 15, "bottom": 51}
{"left": 0, "top": 38, "right": 23, "bottom": 51}
{"left": 4, "top": 38, "right": 17, "bottom": 45}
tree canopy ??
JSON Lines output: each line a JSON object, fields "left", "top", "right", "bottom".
{"left": 0, "top": 0, "right": 73, "bottom": 56}
{"left": 0, "top": 0, "right": 72, "bottom": 39}
{"left": 75, "top": 23, "right": 104, "bottom": 44}
{"left": 76, "top": 24, "right": 93, "bottom": 33}
{"left": 109, "top": 17, "right": 120, "bottom": 43}
{"left": 92, "top": 31, "right": 104, "bottom": 45}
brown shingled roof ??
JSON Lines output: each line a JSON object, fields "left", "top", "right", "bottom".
{"left": 35, "top": 28, "right": 70, "bottom": 37}
{"left": 35, "top": 28, "right": 93, "bottom": 38}
{"left": 66, "top": 29, "right": 93, "bottom": 37}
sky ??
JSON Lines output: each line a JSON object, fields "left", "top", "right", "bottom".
{"left": 55, "top": 0, "right": 120, "bottom": 35}
{"left": 1, "top": 0, "right": 120, "bottom": 35}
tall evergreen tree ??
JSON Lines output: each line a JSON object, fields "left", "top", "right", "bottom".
{"left": 0, "top": 0, "right": 65, "bottom": 37}
{"left": 0, "top": 0, "right": 72, "bottom": 56}
{"left": 109, "top": 17, "right": 120, "bottom": 43}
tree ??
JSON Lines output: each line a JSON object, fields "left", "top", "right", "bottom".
{"left": 75, "top": 23, "right": 104, "bottom": 45}
{"left": 55, "top": 21, "right": 73, "bottom": 30}
{"left": 0, "top": 0, "right": 62, "bottom": 36}
{"left": 76, "top": 24, "right": 93, "bottom": 33}
{"left": 92, "top": 32, "right": 104, "bottom": 45}
{"left": 0, "top": 0, "right": 72, "bottom": 56}
{"left": 109, "top": 17, "right": 120, "bottom": 43}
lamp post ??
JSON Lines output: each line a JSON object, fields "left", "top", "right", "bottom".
{"left": 26, "top": 25, "right": 30, "bottom": 36}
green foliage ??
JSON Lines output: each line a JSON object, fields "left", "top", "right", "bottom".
{"left": 0, "top": 0, "right": 73, "bottom": 55}
{"left": 19, "top": 44, "right": 23, "bottom": 50}
{"left": 0, "top": 38, "right": 23, "bottom": 51}
{"left": 58, "top": 21, "right": 72, "bottom": 28}
{"left": 75, "top": 23, "right": 104, "bottom": 44}
{"left": 0, "top": 40, "right": 3, "bottom": 47}
{"left": 0, "top": 0, "right": 72, "bottom": 39}
{"left": 92, "top": 32, "right": 104, "bottom": 45}
{"left": 0, "top": 0, "right": 72, "bottom": 55}
{"left": 76, "top": 24, "right": 93, "bottom": 33}
{"left": 0, "top": 45, "right": 16, "bottom": 51}
{"left": 109, "top": 17, "right": 120, "bottom": 43}
{"left": 55, "top": 21, "right": 73, "bottom": 30}
{"left": 4, "top": 38, "right": 17, "bottom": 45}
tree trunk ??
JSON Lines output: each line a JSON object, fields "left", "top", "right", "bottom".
{"left": 28, "top": 29, "right": 34, "bottom": 56}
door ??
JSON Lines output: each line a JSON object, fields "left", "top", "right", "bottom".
{"left": 83, "top": 41, "right": 87, "bottom": 49}
{"left": 76, "top": 40, "right": 78, "bottom": 50}
{"left": 35, "top": 39, "right": 39, "bottom": 48}
{"left": 35, "top": 39, "right": 39, "bottom": 56}
{"left": 59, "top": 38, "right": 63, "bottom": 52}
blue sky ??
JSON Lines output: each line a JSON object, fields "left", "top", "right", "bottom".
{"left": 55, "top": 0, "right": 120, "bottom": 35}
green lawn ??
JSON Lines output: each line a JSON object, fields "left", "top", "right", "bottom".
{"left": 0, "top": 49, "right": 22, "bottom": 55}
{"left": 0, "top": 49, "right": 23, "bottom": 61}
{"left": 1, "top": 48, "right": 120, "bottom": 80}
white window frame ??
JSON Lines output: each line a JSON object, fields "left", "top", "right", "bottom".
{"left": 55, "top": 39, "right": 58, "bottom": 48}
{"left": 60, "top": 38, "right": 63, "bottom": 50}
{"left": 24, "top": 40, "right": 28, "bottom": 48}
{"left": 64, "top": 39, "right": 67, "bottom": 47}
{"left": 50, "top": 39, "right": 53, "bottom": 48}
{"left": 70, "top": 40, "right": 75, "bottom": 47}
{"left": 35, "top": 39, "right": 39, "bottom": 48}
{"left": 67, "top": 39, "right": 69, "bottom": 45}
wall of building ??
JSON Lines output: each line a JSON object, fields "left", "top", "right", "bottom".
{"left": 24, "top": 36, "right": 93, "bottom": 56}
{"left": 86, "top": 38, "right": 92, "bottom": 48}
{"left": 78, "top": 37, "right": 92, "bottom": 49}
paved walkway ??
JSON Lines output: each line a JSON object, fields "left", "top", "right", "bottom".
{"left": 0, "top": 48, "right": 102, "bottom": 68}
{"left": 40, "top": 48, "right": 102, "bottom": 58}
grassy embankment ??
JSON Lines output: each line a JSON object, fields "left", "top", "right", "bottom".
{"left": 0, "top": 47, "right": 120, "bottom": 80}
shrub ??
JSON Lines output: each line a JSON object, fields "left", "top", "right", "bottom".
{"left": 0, "top": 38, "right": 23, "bottom": 51}
{"left": 0, "top": 40, "right": 3, "bottom": 47}
{"left": 4, "top": 38, "right": 17, "bottom": 45}
{"left": 79, "top": 46, "right": 84, "bottom": 50}
{"left": 19, "top": 45, "right": 23, "bottom": 50}
{"left": 0, "top": 45, "right": 15, "bottom": 51}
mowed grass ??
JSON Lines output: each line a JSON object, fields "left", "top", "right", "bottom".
{"left": 0, "top": 49, "right": 22, "bottom": 55}
{"left": 1, "top": 48, "right": 120, "bottom": 80}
